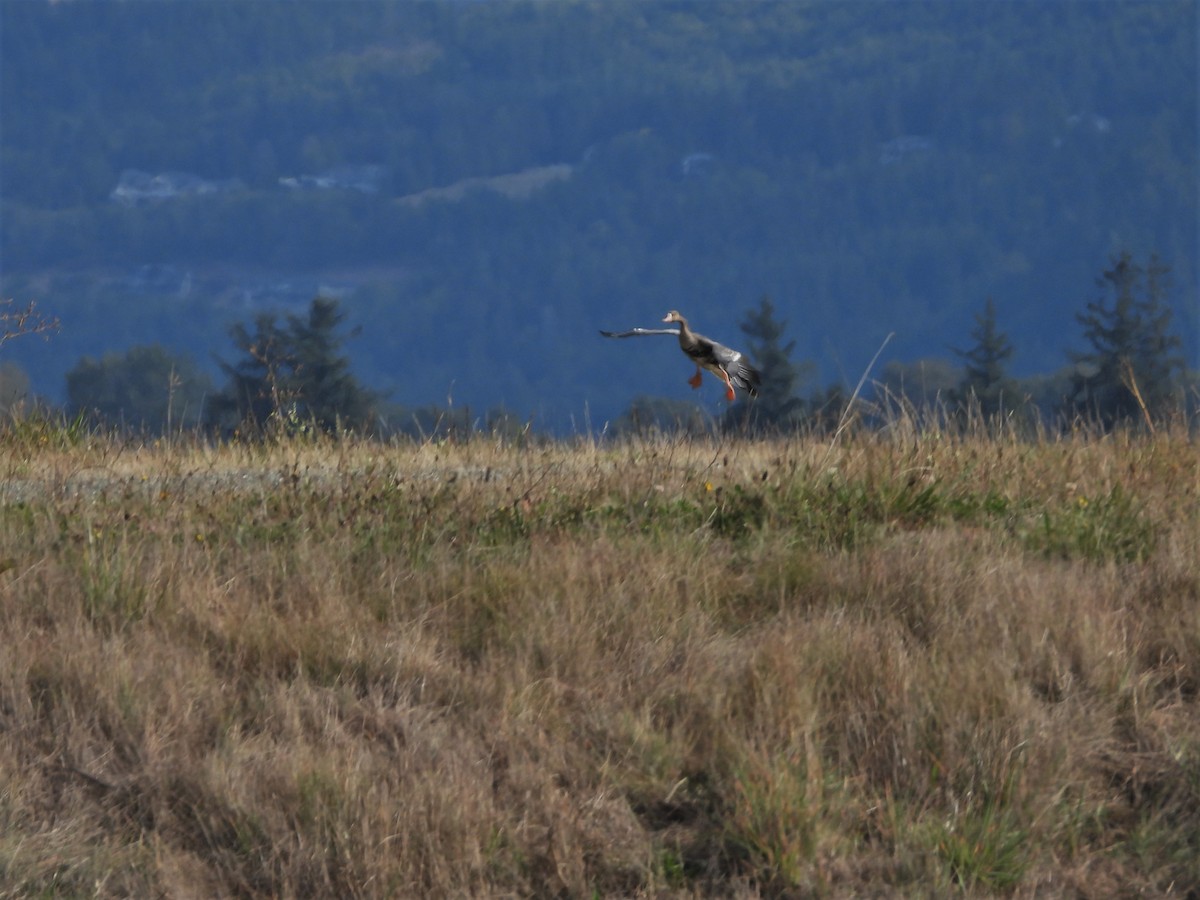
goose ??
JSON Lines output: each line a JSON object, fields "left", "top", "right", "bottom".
{"left": 600, "top": 310, "right": 761, "bottom": 402}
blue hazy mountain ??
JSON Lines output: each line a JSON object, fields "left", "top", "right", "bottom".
{"left": 1, "top": 1, "right": 1195, "bottom": 429}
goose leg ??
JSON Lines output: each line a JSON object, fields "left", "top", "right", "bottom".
{"left": 719, "top": 371, "right": 736, "bottom": 402}
{"left": 688, "top": 367, "right": 704, "bottom": 389}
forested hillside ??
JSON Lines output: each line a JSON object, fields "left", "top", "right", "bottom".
{"left": 1, "top": 0, "right": 1195, "bottom": 430}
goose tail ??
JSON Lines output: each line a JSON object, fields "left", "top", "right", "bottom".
{"left": 731, "top": 361, "right": 762, "bottom": 398}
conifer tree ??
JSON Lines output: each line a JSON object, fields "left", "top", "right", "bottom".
{"left": 951, "top": 297, "right": 1017, "bottom": 418}
{"left": 733, "top": 296, "right": 810, "bottom": 431}
{"left": 286, "top": 297, "right": 375, "bottom": 430}
{"left": 1068, "top": 252, "right": 1184, "bottom": 427}
{"left": 208, "top": 312, "right": 293, "bottom": 431}
{"left": 208, "top": 297, "right": 376, "bottom": 433}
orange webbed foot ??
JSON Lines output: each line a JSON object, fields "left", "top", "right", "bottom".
{"left": 688, "top": 371, "right": 703, "bottom": 389}
{"left": 725, "top": 387, "right": 736, "bottom": 402}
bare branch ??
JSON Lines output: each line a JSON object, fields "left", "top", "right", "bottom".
{"left": 0, "top": 299, "right": 61, "bottom": 348}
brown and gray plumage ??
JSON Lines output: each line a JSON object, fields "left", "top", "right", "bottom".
{"left": 600, "top": 310, "right": 761, "bottom": 402}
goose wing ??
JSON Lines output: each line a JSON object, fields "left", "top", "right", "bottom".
{"left": 683, "top": 331, "right": 742, "bottom": 369}
{"left": 599, "top": 327, "right": 679, "bottom": 338}
{"left": 696, "top": 336, "right": 744, "bottom": 370}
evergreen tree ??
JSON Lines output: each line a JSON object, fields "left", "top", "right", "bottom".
{"left": 286, "top": 297, "right": 376, "bottom": 430}
{"left": 733, "top": 296, "right": 810, "bottom": 431}
{"left": 207, "top": 312, "right": 293, "bottom": 431}
{"left": 1068, "top": 252, "right": 1185, "bottom": 428}
{"left": 208, "top": 297, "right": 376, "bottom": 433}
{"left": 951, "top": 297, "right": 1017, "bottom": 418}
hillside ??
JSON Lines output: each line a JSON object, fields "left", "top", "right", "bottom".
{"left": 0, "top": 1, "right": 1195, "bottom": 428}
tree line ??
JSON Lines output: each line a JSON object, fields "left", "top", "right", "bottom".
{"left": 728, "top": 250, "right": 1190, "bottom": 436}
{"left": 2, "top": 251, "right": 1188, "bottom": 440}
{"left": 2, "top": 0, "right": 1194, "bottom": 423}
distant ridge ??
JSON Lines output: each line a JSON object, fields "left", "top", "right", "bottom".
{"left": 396, "top": 163, "right": 573, "bottom": 208}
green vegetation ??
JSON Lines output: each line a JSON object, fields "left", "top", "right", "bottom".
{"left": 0, "top": 422, "right": 1196, "bottom": 896}
{"left": 66, "top": 344, "right": 212, "bottom": 433}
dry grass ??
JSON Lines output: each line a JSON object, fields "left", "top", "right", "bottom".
{"left": 0, "top": 421, "right": 1197, "bottom": 897}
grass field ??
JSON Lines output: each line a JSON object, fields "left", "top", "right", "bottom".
{"left": 0, "top": 420, "right": 1196, "bottom": 897}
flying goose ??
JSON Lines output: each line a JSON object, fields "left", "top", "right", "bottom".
{"left": 601, "top": 310, "right": 761, "bottom": 402}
